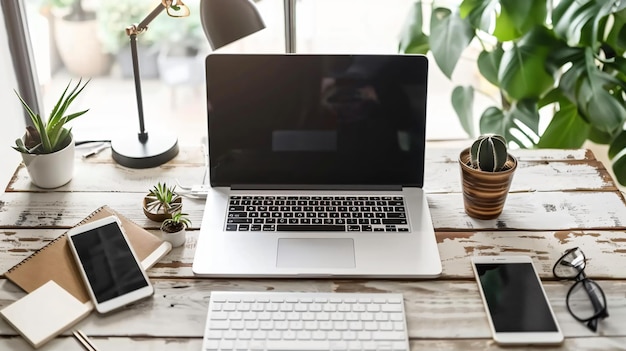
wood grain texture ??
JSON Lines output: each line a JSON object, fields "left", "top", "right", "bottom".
{"left": 1, "top": 337, "right": 625, "bottom": 351}
{"left": 0, "top": 192, "right": 206, "bottom": 230}
{"left": 1, "top": 279, "right": 625, "bottom": 341}
{"left": 3, "top": 230, "right": 626, "bottom": 280}
{"left": 1, "top": 147, "right": 625, "bottom": 351}
{"left": 428, "top": 191, "right": 626, "bottom": 231}
{"left": 1, "top": 191, "right": 624, "bottom": 232}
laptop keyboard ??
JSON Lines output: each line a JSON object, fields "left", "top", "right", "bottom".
{"left": 202, "top": 291, "right": 410, "bottom": 351}
{"left": 225, "top": 195, "right": 409, "bottom": 232}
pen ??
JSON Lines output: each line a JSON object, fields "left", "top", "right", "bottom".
{"left": 82, "top": 143, "right": 110, "bottom": 159}
{"left": 73, "top": 329, "right": 99, "bottom": 351}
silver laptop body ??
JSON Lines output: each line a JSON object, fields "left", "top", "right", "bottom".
{"left": 192, "top": 54, "right": 441, "bottom": 278}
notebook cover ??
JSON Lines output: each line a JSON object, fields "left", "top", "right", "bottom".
{"left": 4, "top": 205, "right": 171, "bottom": 303}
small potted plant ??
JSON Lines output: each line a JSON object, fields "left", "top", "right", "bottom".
{"left": 459, "top": 134, "right": 518, "bottom": 219}
{"left": 13, "top": 79, "right": 90, "bottom": 188}
{"left": 160, "top": 212, "right": 191, "bottom": 247}
{"left": 143, "top": 182, "right": 183, "bottom": 222}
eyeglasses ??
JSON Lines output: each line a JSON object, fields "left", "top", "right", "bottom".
{"left": 163, "top": 0, "right": 190, "bottom": 18}
{"left": 552, "top": 247, "right": 608, "bottom": 331}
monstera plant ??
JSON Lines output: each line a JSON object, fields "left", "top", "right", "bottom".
{"left": 399, "top": 0, "right": 626, "bottom": 185}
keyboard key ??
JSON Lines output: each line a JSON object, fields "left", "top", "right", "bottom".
{"left": 277, "top": 224, "right": 346, "bottom": 231}
{"left": 226, "top": 195, "right": 410, "bottom": 233}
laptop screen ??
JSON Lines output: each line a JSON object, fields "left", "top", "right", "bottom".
{"left": 206, "top": 54, "right": 428, "bottom": 188}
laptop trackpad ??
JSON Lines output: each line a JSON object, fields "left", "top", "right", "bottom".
{"left": 276, "top": 238, "right": 356, "bottom": 268}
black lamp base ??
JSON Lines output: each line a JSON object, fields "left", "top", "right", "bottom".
{"left": 111, "top": 132, "right": 179, "bottom": 169}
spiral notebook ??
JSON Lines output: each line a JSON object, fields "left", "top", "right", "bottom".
{"left": 1, "top": 205, "right": 172, "bottom": 348}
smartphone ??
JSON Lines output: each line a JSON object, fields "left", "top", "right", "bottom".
{"left": 471, "top": 255, "right": 564, "bottom": 345}
{"left": 67, "top": 216, "right": 154, "bottom": 313}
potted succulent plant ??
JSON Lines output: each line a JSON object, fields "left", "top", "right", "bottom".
{"left": 13, "top": 79, "right": 90, "bottom": 188}
{"left": 143, "top": 182, "right": 183, "bottom": 222}
{"left": 160, "top": 212, "right": 191, "bottom": 247}
{"left": 459, "top": 134, "right": 517, "bottom": 219}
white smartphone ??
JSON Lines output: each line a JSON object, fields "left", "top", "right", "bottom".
{"left": 471, "top": 255, "right": 564, "bottom": 345}
{"left": 67, "top": 215, "right": 154, "bottom": 313}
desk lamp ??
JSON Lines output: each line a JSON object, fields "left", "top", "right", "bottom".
{"left": 111, "top": 0, "right": 265, "bottom": 169}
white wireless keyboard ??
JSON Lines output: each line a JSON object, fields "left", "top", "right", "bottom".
{"left": 202, "top": 291, "right": 410, "bottom": 351}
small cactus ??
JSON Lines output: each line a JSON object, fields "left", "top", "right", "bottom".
{"left": 470, "top": 134, "right": 509, "bottom": 172}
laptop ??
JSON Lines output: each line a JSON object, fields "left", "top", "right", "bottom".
{"left": 192, "top": 54, "right": 441, "bottom": 278}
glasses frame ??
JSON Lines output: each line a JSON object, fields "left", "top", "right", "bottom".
{"left": 552, "top": 247, "right": 609, "bottom": 332}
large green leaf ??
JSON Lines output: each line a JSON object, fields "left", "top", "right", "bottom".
{"left": 479, "top": 106, "right": 506, "bottom": 135}
{"left": 459, "top": 0, "right": 497, "bottom": 32}
{"left": 430, "top": 7, "right": 475, "bottom": 78}
{"left": 479, "top": 99, "right": 540, "bottom": 148}
{"left": 493, "top": 0, "right": 547, "bottom": 42}
{"left": 553, "top": 0, "right": 623, "bottom": 49}
{"left": 477, "top": 45, "right": 503, "bottom": 86}
{"left": 498, "top": 27, "right": 557, "bottom": 100}
{"left": 612, "top": 155, "right": 626, "bottom": 186}
{"left": 607, "top": 56, "right": 626, "bottom": 82}
{"left": 398, "top": 1, "right": 429, "bottom": 54}
{"left": 451, "top": 86, "right": 476, "bottom": 137}
{"left": 546, "top": 46, "right": 585, "bottom": 79}
{"left": 606, "top": 8, "right": 626, "bottom": 54}
{"left": 610, "top": 131, "right": 626, "bottom": 185}
{"left": 537, "top": 101, "right": 590, "bottom": 148}
{"left": 589, "top": 126, "right": 614, "bottom": 144}
{"left": 609, "top": 130, "right": 626, "bottom": 158}
{"left": 575, "top": 48, "right": 626, "bottom": 133}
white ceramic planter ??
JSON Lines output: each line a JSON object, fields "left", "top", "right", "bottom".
{"left": 20, "top": 136, "right": 75, "bottom": 189}
{"left": 161, "top": 229, "right": 186, "bottom": 248}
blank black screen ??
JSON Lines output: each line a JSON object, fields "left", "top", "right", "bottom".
{"left": 475, "top": 263, "right": 558, "bottom": 332}
{"left": 206, "top": 54, "right": 428, "bottom": 188}
{"left": 70, "top": 222, "right": 148, "bottom": 303}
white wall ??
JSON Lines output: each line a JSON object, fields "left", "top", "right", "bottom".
{"left": 0, "top": 6, "right": 26, "bottom": 191}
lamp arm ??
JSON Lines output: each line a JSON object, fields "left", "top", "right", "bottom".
{"left": 125, "top": 3, "right": 167, "bottom": 142}
{"left": 127, "top": 3, "right": 167, "bottom": 36}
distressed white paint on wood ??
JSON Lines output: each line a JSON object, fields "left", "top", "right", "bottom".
{"left": 2, "top": 337, "right": 625, "bottom": 351}
{"left": 428, "top": 191, "right": 626, "bottom": 230}
{"left": 1, "top": 191, "right": 623, "bottom": 232}
{"left": 425, "top": 148, "right": 592, "bottom": 163}
{"left": 3, "top": 228, "right": 626, "bottom": 280}
{"left": 1, "top": 279, "right": 624, "bottom": 340}
{"left": 0, "top": 192, "right": 206, "bottom": 229}
{"left": 437, "top": 230, "right": 626, "bottom": 279}
{"left": 1, "top": 147, "right": 624, "bottom": 350}
{"left": 424, "top": 160, "right": 613, "bottom": 193}
{"left": 8, "top": 163, "right": 207, "bottom": 194}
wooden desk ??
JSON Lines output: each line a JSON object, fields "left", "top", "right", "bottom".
{"left": 1, "top": 147, "right": 625, "bottom": 350}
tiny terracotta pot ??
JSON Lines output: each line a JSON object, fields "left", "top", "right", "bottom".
{"left": 459, "top": 147, "right": 517, "bottom": 220}
{"left": 142, "top": 196, "right": 182, "bottom": 222}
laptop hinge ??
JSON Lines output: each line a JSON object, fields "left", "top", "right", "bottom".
{"left": 231, "top": 184, "right": 403, "bottom": 191}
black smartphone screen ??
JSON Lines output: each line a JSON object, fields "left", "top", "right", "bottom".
{"left": 475, "top": 263, "right": 559, "bottom": 332}
{"left": 70, "top": 222, "right": 148, "bottom": 303}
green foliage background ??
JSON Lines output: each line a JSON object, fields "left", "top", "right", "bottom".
{"left": 399, "top": 0, "right": 626, "bottom": 185}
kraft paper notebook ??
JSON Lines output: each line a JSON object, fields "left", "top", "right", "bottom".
{"left": 1, "top": 205, "right": 172, "bottom": 348}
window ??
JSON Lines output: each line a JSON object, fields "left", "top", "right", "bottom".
{"left": 24, "top": 0, "right": 468, "bottom": 146}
